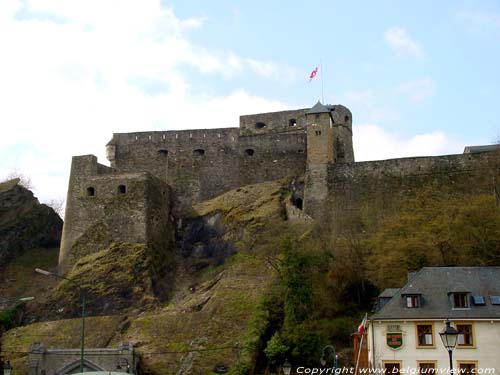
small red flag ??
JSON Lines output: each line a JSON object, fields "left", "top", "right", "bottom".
{"left": 309, "top": 66, "right": 318, "bottom": 81}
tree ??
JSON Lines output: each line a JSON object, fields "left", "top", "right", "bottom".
{"left": 3, "top": 169, "right": 33, "bottom": 190}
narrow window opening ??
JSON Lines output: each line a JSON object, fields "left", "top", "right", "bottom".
{"left": 298, "top": 149, "right": 304, "bottom": 153}
{"left": 255, "top": 122, "right": 266, "bottom": 129}
{"left": 289, "top": 118, "right": 297, "bottom": 127}
{"left": 294, "top": 198, "right": 303, "bottom": 210}
{"left": 86, "top": 187, "right": 95, "bottom": 197}
{"left": 344, "top": 115, "right": 349, "bottom": 122}
{"left": 193, "top": 149, "right": 205, "bottom": 156}
{"left": 117, "top": 185, "right": 126, "bottom": 194}
{"left": 244, "top": 149, "right": 255, "bottom": 156}
{"left": 158, "top": 149, "right": 168, "bottom": 157}
{"left": 315, "top": 130, "right": 322, "bottom": 136}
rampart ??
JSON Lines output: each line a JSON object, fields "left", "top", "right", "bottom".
{"left": 309, "top": 151, "right": 499, "bottom": 229}
{"left": 59, "top": 102, "right": 498, "bottom": 275}
{"left": 58, "top": 155, "right": 171, "bottom": 274}
{"left": 107, "top": 127, "right": 307, "bottom": 210}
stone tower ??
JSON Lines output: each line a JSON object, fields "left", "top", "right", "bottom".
{"left": 303, "top": 101, "right": 354, "bottom": 217}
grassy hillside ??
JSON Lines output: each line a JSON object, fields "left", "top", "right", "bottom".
{"left": 2, "top": 176, "right": 499, "bottom": 374}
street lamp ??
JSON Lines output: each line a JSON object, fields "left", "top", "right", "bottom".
{"left": 439, "top": 320, "right": 459, "bottom": 374}
{"left": 320, "top": 345, "right": 338, "bottom": 368}
{"left": 3, "top": 361, "right": 12, "bottom": 375}
{"left": 282, "top": 358, "right": 292, "bottom": 375}
{"left": 35, "top": 268, "right": 86, "bottom": 373}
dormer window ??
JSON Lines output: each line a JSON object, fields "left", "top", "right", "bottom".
{"left": 404, "top": 294, "right": 420, "bottom": 308}
{"left": 453, "top": 292, "right": 469, "bottom": 308}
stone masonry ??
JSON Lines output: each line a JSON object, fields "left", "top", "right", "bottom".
{"left": 58, "top": 100, "right": 499, "bottom": 274}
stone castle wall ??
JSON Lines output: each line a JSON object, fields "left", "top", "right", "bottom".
{"left": 314, "top": 151, "right": 499, "bottom": 229}
{"left": 59, "top": 103, "right": 498, "bottom": 274}
{"left": 58, "top": 155, "right": 171, "bottom": 274}
{"left": 108, "top": 127, "right": 307, "bottom": 210}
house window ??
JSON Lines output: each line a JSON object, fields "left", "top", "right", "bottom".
{"left": 453, "top": 293, "right": 469, "bottom": 308}
{"left": 405, "top": 295, "right": 420, "bottom": 308}
{"left": 416, "top": 323, "right": 434, "bottom": 347}
{"left": 458, "top": 362, "right": 477, "bottom": 375}
{"left": 457, "top": 324, "right": 474, "bottom": 347}
{"left": 383, "top": 362, "right": 401, "bottom": 374}
{"left": 117, "top": 185, "right": 126, "bottom": 194}
{"left": 417, "top": 362, "right": 436, "bottom": 375}
{"left": 86, "top": 187, "right": 95, "bottom": 197}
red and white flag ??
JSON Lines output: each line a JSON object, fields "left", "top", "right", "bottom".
{"left": 357, "top": 313, "right": 367, "bottom": 335}
{"left": 309, "top": 66, "right": 318, "bottom": 81}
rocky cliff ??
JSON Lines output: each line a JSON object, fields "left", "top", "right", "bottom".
{"left": 0, "top": 178, "right": 63, "bottom": 269}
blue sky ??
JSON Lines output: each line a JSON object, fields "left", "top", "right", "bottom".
{"left": 1, "top": 0, "right": 499, "bottom": 205}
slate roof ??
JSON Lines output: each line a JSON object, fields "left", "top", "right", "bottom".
{"left": 379, "top": 288, "right": 400, "bottom": 298}
{"left": 463, "top": 144, "right": 500, "bottom": 154}
{"left": 372, "top": 267, "right": 500, "bottom": 320}
{"left": 306, "top": 101, "right": 331, "bottom": 115}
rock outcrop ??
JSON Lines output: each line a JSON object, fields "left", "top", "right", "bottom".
{"left": 0, "top": 178, "right": 63, "bottom": 268}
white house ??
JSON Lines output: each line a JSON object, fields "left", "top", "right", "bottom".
{"left": 368, "top": 267, "right": 500, "bottom": 373}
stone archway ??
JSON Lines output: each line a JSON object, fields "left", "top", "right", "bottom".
{"left": 55, "top": 358, "right": 104, "bottom": 375}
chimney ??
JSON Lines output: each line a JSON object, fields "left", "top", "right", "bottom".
{"left": 407, "top": 268, "right": 418, "bottom": 283}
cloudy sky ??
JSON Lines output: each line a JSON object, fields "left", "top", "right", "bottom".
{"left": 1, "top": 0, "right": 500, "bottom": 206}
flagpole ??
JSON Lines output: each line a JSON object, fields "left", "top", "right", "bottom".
{"left": 320, "top": 59, "right": 324, "bottom": 103}
{"left": 354, "top": 313, "right": 368, "bottom": 375}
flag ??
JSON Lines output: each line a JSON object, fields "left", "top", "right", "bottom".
{"left": 358, "top": 313, "right": 367, "bottom": 335}
{"left": 309, "top": 66, "right": 318, "bottom": 81}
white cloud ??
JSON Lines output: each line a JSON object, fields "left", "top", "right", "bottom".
{"left": 354, "top": 124, "right": 460, "bottom": 162}
{"left": 384, "top": 27, "right": 425, "bottom": 58}
{"left": 0, "top": 0, "right": 293, "bottom": 204}
{"left": 397, "top": 78, "right": 435, "bottom": 102}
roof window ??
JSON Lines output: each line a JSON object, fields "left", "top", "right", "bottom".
{"left": 491, "top": 296, "right": 500, "bottom": 305}
{"left": 472, "top": 295, "right": 485, "bottom": 305}
{"left": 452, "top": 292, "right": 470, "bottom": 308}
{"left": 403, "top": 294, "right": 420, "bottom": 308}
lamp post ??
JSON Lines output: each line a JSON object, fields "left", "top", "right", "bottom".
{"left": 282, "top": 358, "right": 292, "bottom": 375}
{"left": 35, "top": 268, "right": 86, "bottom": 373}
{"left": 439, "top": 320, "right": 459, "bottom": 374}
{"left": 320, "top": 345, "right": 338, "bottom": 369}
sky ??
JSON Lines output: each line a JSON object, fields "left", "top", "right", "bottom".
{"left": 1, "top": 0, "right": 500, "bottom": 206}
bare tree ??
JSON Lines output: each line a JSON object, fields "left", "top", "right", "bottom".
{"left": 3, "top": 169, "right": 34, "bottom": 190}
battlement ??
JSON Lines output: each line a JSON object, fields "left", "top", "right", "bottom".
{"left": 59, "top": 102, "right": 403, "bottom": 275}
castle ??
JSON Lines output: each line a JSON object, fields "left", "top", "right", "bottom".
{"left": 58, "top": 101, "right": 499, "bottom": 274}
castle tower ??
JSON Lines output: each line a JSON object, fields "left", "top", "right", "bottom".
{"left": 303, "top": 101, "right": 354, "bottom": 218}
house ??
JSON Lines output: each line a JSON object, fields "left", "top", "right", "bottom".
{"left": 368, "top": 267, "right": 500, "bottom": 373}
